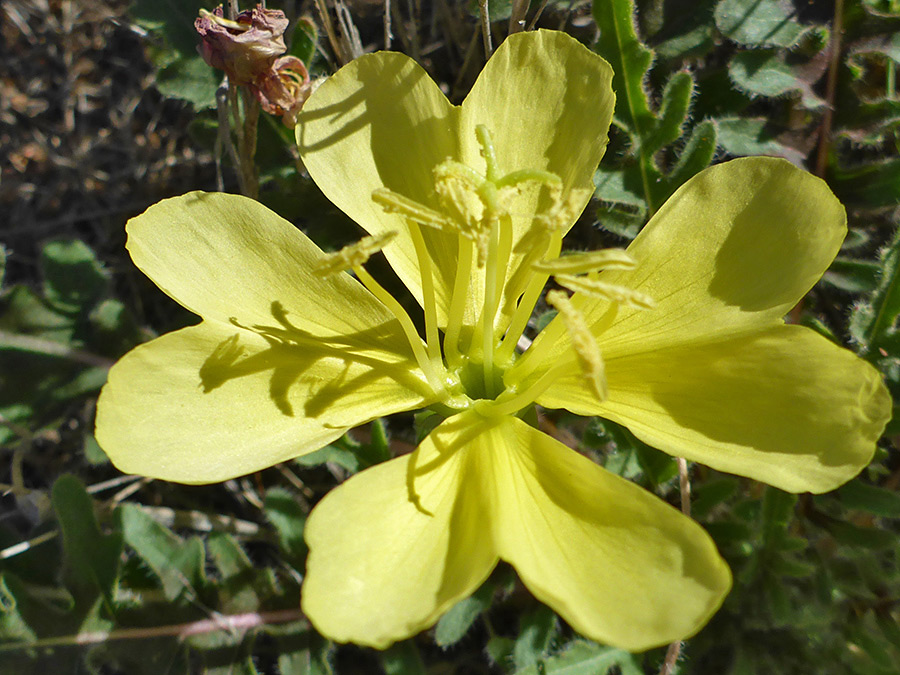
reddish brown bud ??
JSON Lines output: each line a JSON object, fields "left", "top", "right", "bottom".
{"left": 195, "top": 5, "right": 289, "bottom": 84}
{"left": 253, "top": 56, "right": 313, "bottom": 128}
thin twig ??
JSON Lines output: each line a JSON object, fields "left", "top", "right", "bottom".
{"left": 815, "top": 0, "right": 845, "bottom": 178}
{"left": 509, "top": 0, "right": 528, "bottom": 34}
{"left": 526, "top": 0, "right": 550, "bottom": 30}
{"left": 0, "top": 609, "right": 305, "bottom": 652}
{"left": 478, "top": 0, "right": 492, "bottom": 57}
{"left": 0, "top": 330, "right": 114, "bottom": 368}
{"left": 659, "top": 456, "right": 692, "bottom": 675}
{"left": 384, "top": 0, "right": 392, "bottom": 48}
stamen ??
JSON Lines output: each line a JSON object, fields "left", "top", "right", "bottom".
{"left": 407, "top": 221, "right": 441, "bottom": 365}
{"left": 532, "top": 249, "right": 636, "bottom": 275}
{"left": 314, "top": 231, "right": 397, "bottom": 277}
{"left": 495, "top": 229, "right": 562, "bottom": 364}
{"left": 554, "top": 274, "right": 656, "bottom": 310}
{"left": 443, "top": 237, "right": 474, "bottom": 368}
{"left": 372, "top": 188, "right": 453, "bottom": 230}
{"left": 545, "top": 290, "right": 608, "bottom": 402}
{"left": 352, "top": 264, "right": 448, "bottom": 397}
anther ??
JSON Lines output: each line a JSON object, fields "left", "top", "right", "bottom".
{"left": 314, "top": 231, "right": 397, "bottom": 277}
{"left": 554, "top": 274, "right": 656, "bottom": 310}
{"left": 532, "top": 249, "right": 636, "bottom": 275}
{"left": 545, "top": 290, "right": 608, "bottom": 402}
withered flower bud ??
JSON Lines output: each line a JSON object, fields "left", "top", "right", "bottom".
{"left": 195, "top": 5, "right": 289, "bottom": 84}
{"left": 253, "top": 56, "right": 313, "bottom": 128}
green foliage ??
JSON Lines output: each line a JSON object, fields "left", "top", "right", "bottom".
{"left": 130, "top": 0, "right": 219, "bottom": 108}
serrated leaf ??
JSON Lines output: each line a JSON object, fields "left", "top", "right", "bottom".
{"left": 838, "top": 480, "right": 900, "bottom": 517}
{"left": 117, "top": 503, "right": 206, "bottom": 602}
{"left": 644, "top": 71, "right": 694, "bottom": 155}
{"left": 516, "top": 640, "right": 642, "bottom": 675}
{"left": 713, "top": 117, "right": 805, "bottom": 163}
{"left": 513, "top": 605, "right": 558, "bottom": 671}
{"left": 593, "top": 165, "right": 647, "bottom": 208}
{"left": 434, "top": 578, "right": 495, "bottom": 647}
{"left": 729, "top": 50, "right": 826, "bottom": 109}
{"left": 653, "top": 0, "right": 717, "bottom": 60}
{"left": 207, "top": 532, "right": 279, "bottom": 614}
{"left": 51, "top": 475, "right": 122, "bottom": 608}
{"left": 715, "top": 0, "right": 809, "bottom": 48}
{"left": 666, "top": 119, "right": 718, "bottom": 190}
{"left": 849, "top": 227, "right": 900, "bottom": 352}
{"left": 263, "top": 487, "right": 307, "bottom": 563}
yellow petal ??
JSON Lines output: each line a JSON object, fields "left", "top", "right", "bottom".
{"left": 483, "top": 415, "right": 731, "bottom": 651}
{"left": 96, "top": 322, "right": 430, "bottom": 484}
{"left": 296, "top": 50, "right": 461, "bottom": 324}
{"left": 302, "top": 414, "right": 498, "bottom": 648}
{"left": 461, "top": 30, "right": 614, "bottom": 213}
{"left": 595, "top": 157, "right": 846, "bottom": 354}
{"left": 126, "top": 192, "right": 407, "bottom": 346}
{"left": 460, "top": 30, "right": 615, "bottom": 330}
{"left": 537, "top": 325, "right": 890, "bottom": 493}
{"left": 518, "top": 157, "right": 847, "bottom": 375}
{"left": 296, "top": 31, "right": 615, "bottom": 332}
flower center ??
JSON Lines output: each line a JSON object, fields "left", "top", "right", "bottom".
{"left": 315, "top": 126, "right": 654, "bottom": 416}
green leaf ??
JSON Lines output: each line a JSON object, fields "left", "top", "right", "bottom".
{"left": 728, "top": 50, "right": 825, "bottom": 109}
{"left": 117, "top": 503, "right": 206, "bottom": 602}
{"left": 40, "top": 240, "right": 107, "bottom": 314}
{"left": 515, "top": 640, "right": 642, "bottom": 675}
{"left": 838, "top": 480, "right": 900, "bottom": 517}
{"left": 294, "top": 443, "right": 360, "bottom": 473}
{"left": 379, "top": 640, "right": 426, "bottom": 675}
{"left": 289, "top": 16, "right": 319, "bottom": 66}
{"left": 830, "top": 158, "right": 900, "bottom": 208}
{"left": 825, "top": 519, "right": 896, "bottom": 549}
{"left": 849, "top": 227, "right": 900, "bottom": 353}
{"left": 263, "top": 487, "right": 308, "bottom": 563}
{"left": 644, "top": 71, "right": 694, "bottom": 155}
{"left": 434, "top": 579, "right": 495, "bottom": 647}
{"left": 130, "top": 0, "right": 211, "bottom": 57}
{"left": 207, "top": 532, "right": 278, "bottom": 614}
{"left": 51, "top": 475, "right": 122, "bottom": 608}
{"left": 691, "top": 476, "right": 739, "bottom": 518}
{"left": 268, "top": 623, "right": 334, "bottom": 675}
{"left": 513, "top": 605, "right": 558, "bottom": 671}
{"left": 713, "top": 117, "right": 805, "bottom": 163}
{"left": 594, "top": 165, "right": 647, "bottom": 208}
{"left": 823, "top": 258, "right": 881, "bottom": 293}
{"left": 666, "top": 119, "right": 718, "bottom": 190}
{"left": 715, "top": 0, "right": 809, "bottom": 48}
{"left": 155, "top": 55, "right": 220, "bottom": 109}
{"left": 0, "top": 574, "right": 38, "bottom": 644}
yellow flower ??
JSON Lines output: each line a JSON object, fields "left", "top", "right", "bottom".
{"left": 95, "top": 30, "right": 890, "bottom": 651}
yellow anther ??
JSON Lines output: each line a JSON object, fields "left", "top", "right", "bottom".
{"left": 371, "top": 188, "right": 453, "bottom": 230}
{"left": 554, "top": 274, "right": 656, "bottom": 310}
{"left": 532, "top": 249, "right": 636, "bottom": 275}
{"left": 314, "top": 231, "right": 397, "bottom": 277}
{"left": 545, "top": 290, "right": 608, "bottom": 402}
{"left": 535, "top": 187, "right": 592, "bottom": 232}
